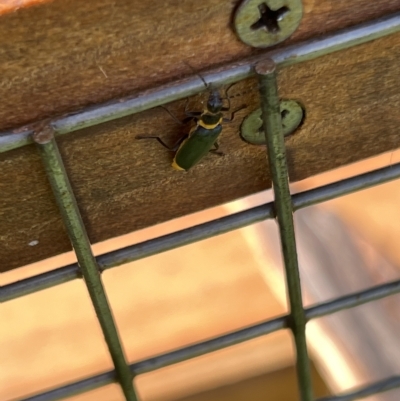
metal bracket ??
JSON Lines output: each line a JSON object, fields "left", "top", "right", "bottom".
{"left": 234, "top": 0, "right": 303, "bottom": 48}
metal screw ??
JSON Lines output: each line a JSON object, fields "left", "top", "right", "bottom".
{"left": 240, "top": 99, "right": 304, "bottom": 145}
{"left": 234, "top": 0, "right": 303, "bottom": 48}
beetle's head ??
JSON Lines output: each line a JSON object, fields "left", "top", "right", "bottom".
{"left": 206, "top": 89, "right": 223, "bottom": 113}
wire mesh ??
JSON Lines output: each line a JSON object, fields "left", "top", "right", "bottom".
{"left": 1, "top": 11, "right": 400, "bottom": 401}
{"left": 33, "top": 133, "right": 138, "bottom": 401}
{"left": 3, "top": 162, "right": 400, "bottom": 304}
{"left": 256, "top": 59, "right": 313, "bottom": 400}
{"left": 1, "top": 12, "right": 399, "bottom": 153}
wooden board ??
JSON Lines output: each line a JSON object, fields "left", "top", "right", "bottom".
{"left": 1, "top": 1, "right": 400, "bottom": 271}
{"left": 1, "top": 0, "right": 399, "bottom": 131}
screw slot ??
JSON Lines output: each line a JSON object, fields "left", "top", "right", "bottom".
{"left": 250, "top": 3, "right": 290, "bottom": 34}
{"left": 240, "top": 99, "right": 304, "bottom": 145}
{"left": 281, "top": 109, "right": 289, "bottom": 119}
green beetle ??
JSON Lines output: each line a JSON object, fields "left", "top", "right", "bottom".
{"left": 136, "top": 76, "right": 245, "bottom": 171}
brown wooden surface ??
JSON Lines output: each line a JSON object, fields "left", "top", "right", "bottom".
{"left": 1, "top": 0, "right": 399, "bottom": 131}
{"left": 1, "top": 1, "right": 400, "bottom": 271}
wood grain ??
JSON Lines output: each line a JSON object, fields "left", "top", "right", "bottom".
{"left": 1, "top": 1, "right": 400, "bottom": 271}
{"left": 0, "top": 0, "right": 399, "bottom": 131}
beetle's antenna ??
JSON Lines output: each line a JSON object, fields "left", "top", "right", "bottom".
{"left": 183, "top": 61, "right": 209, "bottom": 90}
{"left": 222, "top": 83, "right": 235, "bottom": 100}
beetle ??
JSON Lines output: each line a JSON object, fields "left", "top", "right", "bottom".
{"left": 136, "top": 72, "right": 245, "bottom": 171}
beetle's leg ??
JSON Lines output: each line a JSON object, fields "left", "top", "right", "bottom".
{"left": 184, "top": 98, "right": 202, "bottom": 119}
{"left": 223, "top": 104, "right": 247, "bottom": 122}
{"left": 209, "top": 142, "right": 224, "bottom": 156}
{"left": 136, "top": 134, "right": 188, "bottom": 152}
{"left": 172, "top": 134, "right": 189, "bottom": 151}
{"left": 160, "top": 103, "right": 199, "bottom": 125}
{"left": 159, "top": 106, "right": 187, "bottom": 125}
{"left": 221, "top": 83, "right": 235, "bottom": 110}
{"left": 221, "top": 82, "right": 246, "bottom": 114}
{"left": 185, "top": 111, "right": 202, "bottom": 119}
{"left": 135, "top": 135, "right": 173, "bottom": 150}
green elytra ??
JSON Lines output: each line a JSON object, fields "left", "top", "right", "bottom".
{"left": 136, "top": 71, "right": 245, "bottom": 171}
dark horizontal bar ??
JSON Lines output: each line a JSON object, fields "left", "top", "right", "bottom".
{"left": 79, "top": 162, "right": 400, "bottom": 272}
{"left": 306, "top": 279, "right": 400, "bottom": 320}
{"left": 317, "top": 376, "right": 400, "bottom": 401}
{"left": 1, "top": 12, "right": 399, "bottom": 153}
{"left": 292, "top": 163, "right": 400, "bottom": 210}
{"left": 0, "top": 205, "right": 273, "bottom": 303}
{"left": 19, "top": 371, "right": 116, "bottom": 401}
{"left": 2, "top": 162, "right": 400, "bottom": 303}
{"left": 132, "top": 319, "right": 287, "bottom": 375}
{"left": 97, "top": 205, "right": 273, "bottom": 269}
{"left": 130, "top": 278, "right": 400, "bottom": 375}
{"left": 306, "top": 280, "right": 400, "bottom": 320}
{"left": 0, "top": 264, "right": 80, "bottom": 302}
{"left": 17, "top": 278, "right": 400, "bottom": 401}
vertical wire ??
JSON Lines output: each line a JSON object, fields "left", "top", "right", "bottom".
{"left": 256, "top": 59, "right": 314, "bottom": 401}
{"left": 33, "top": 128, "right": 138, "bottom": 401}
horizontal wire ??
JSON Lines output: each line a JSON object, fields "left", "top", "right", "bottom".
{"left": 18, "top": 371, "right": 116, "bottom": 401}
{"left": 17, "top": 278, "right": 400, "bottom": 401}
{"left": 130, "top": 279, "right": 400, "bottom": 375}
{"left": 317, "top": 376, "right": 400, "bottom": 401}
{"left": 1, "top": 12, "right": 399, "bottom": 153}
{"left": 10, "top": 163, "right": 400, "bottom": 399}
{"left": 2, "top": 162, "right": 400, "bottom": 303}
{"left": 2, "top": 10, "right": 400, "bottom": 401}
